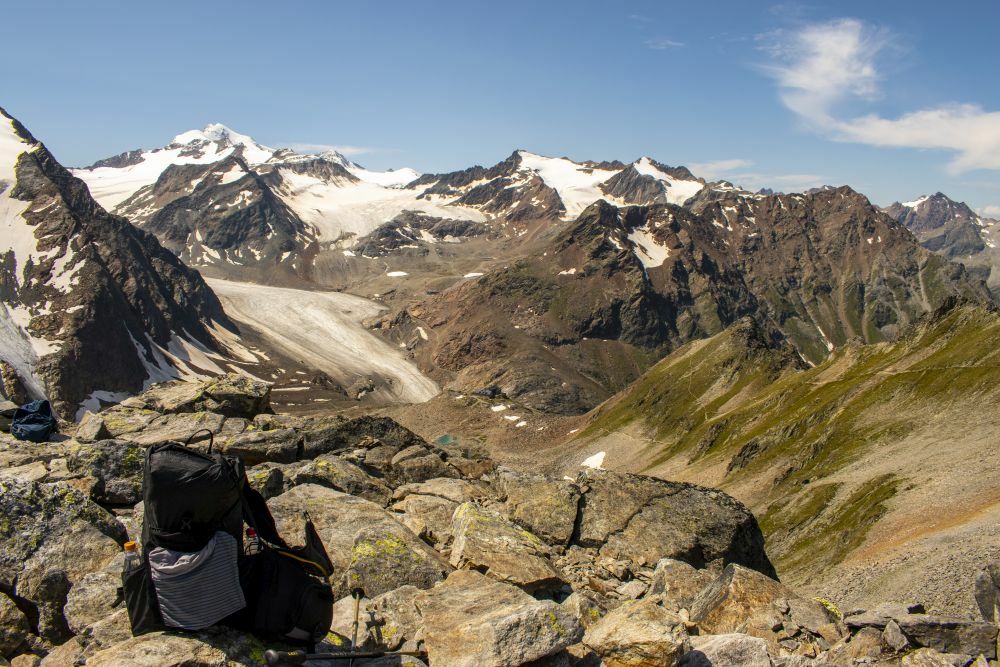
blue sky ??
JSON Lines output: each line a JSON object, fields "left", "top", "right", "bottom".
{"left": 3, "top": 0, "right": 999, "bottom": 213}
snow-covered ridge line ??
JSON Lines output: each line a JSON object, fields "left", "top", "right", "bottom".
{"left": 72, "top": 123, "right": 425, "bottom": 210}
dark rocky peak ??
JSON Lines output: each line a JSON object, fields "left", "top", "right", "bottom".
{"left": 582, "top": 158, "right": 628, "bottom": 171}
{"left": 353, "top": 210, "right": 488, "bottom": 257}
{"left": 885, "top": 192, "right": 981, "bottom": 232}
{"left": 0, "top": 108, "right": 236, "bottom": 417}
{"left": 259, "top": 153, "right": 358, "bottom": 184}
{"left": 883, "top": 192, "right": 988, "bottom": 259}
{"left": 409, "top": 150, "right": 523, "bottom": 195}
{"left": 600, "top": 166, "right": 670, "bottom": 205}
{"left": 639, "top": 157, "right": 701, "bottom": 183}
{"left": 82, "top": 149, "right": 145, "bottom": 170}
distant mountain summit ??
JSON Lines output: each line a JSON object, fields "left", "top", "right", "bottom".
{"left": 884, "top": 192, "right": 999, "bottom": 295}
{"left": 0, "top": 108, "right": 242, "bottom": 418}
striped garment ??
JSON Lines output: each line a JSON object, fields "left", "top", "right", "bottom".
{"left": 148, "top": 531, "right": 246, "bottom": 630}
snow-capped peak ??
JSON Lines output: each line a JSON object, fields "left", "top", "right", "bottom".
{"left": 170, "top": 123, "right": 274, "bottom": 164}
{"left": 902, "top": 195, "right": 929, "bottom": 209}
{"left": 318, "top": 149, "right": 356, "bottom": 169}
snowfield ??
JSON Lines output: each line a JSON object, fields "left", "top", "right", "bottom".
{"left": 206, "top": 279, "right": 439, "bottom": 404}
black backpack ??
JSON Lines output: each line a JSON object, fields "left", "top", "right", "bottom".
{"left": 122, "top": 430, "right": 335, "bottom": 646}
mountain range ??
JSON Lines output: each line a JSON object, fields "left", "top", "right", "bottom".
{"left": 0, "top": 108, "right": 998, "bottom": 651}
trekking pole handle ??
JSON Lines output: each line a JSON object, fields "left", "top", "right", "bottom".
{"left": 263, "top": 649, "right": 307, "bottom": 665}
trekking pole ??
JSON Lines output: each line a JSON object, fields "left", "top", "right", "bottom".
{"left": 263, "top": 649, "right": 424, "bottom": 665}
{"left": 349, "top": 587, "right": 364, "bottom": 667}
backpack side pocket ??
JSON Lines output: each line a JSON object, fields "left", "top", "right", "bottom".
{"left": 121, "top": 561, "right": 164, "bottom": 636}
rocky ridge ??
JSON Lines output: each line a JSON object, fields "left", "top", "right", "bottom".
{"left": 384, "top": 188, "right": 991, "bottom": 415}
{"left": 883, "top": 192, "right": 1000, "bottom": 297}
{"left": 0, "top": 107, "right": 245, "bottom": 419}
{"left": 0, "top": 373, "right": 996, "bottom": 666}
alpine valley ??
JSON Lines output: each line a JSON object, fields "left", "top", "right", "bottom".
{"left": 1, "top": 108, "right": 998, "bottom": 666}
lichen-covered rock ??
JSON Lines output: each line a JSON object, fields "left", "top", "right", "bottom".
{"left": 121, "top": 412, "right": 225, "bottom": 447}
{"left": 85, "top": 633, "right": 230, "bottom": 666}
{"left": 900, "top": 647, "right": 978, "bottom": 666}
{"left": 368, "top": 585, "right": 424, "bottom": 651}
{"left": 648, "top": 558, "right": 715, "bottom": 609}
{"left": 38, "top": 636, "right": 86, "bottom": 666}
{"left": 95, "top": 406, "right": 160, "bottom": 438}
{"left": 198, "top": 374, "right": 271, "bottom": 418}
{"left": 391, "top": 493, "right": 459, "bottom": 547}
{"left": 74, "top": 412, "right": 110, "bottom": 442}
{"left": 283, "top": 454, "right": 391, "bottom": 505}
{"left": 690, "top": 564, "right": 843, "bottom": 654}
{"left": 216, "top": 428, "right": 301, "bottom": 466}
{"left": 582, "top": 597, "right": 690, "bottom": 667}
{"left": 301, "top": 416, "right": 425, "bottom": 460}
{"left": 496, "top": 469, "right": 580, "bottom": 546}
{"left": 0, "top": 479, "right": 125, "bottom": 643}
{"left": 576, "top": 469, "right": 775, "bottom": 576}
{"left": 561, "top": 590, "right": 614, "bottom": 630}
{"left": 0, "top": 591, "right": 30, "bottom": 658}
{"left": 66, "top": 440, "right": 144, "bottom": 505}
{"left": 347, "top": 525, "right": 451, "bottom": 598}
{"left": 679, "top": 633, "right": 773, "bottom": 666}
{"left": 416, "top": 570, "right": 582, "bottom": 667}
{"left": 393, "top": 477, "right": 490, "bottom": 505}
{"left": 389, "top": 446, "right": 459, "bottom": 486}
{"left": 268, "top": 484, "right": 444, "bottom": 598}
{"left": 62, "top": 554, "right": 124, "bottom": 635}
{"left": 450, "top": 502, "right": 568, "bottom": 593}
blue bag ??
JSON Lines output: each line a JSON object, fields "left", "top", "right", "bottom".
{"left": 10, "top": 399, "right": 58, "bottom": 442}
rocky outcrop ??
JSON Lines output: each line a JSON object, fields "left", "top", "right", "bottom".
{"left": 1, "top": 376, "right": 996, "bottom": 666}
{"left": 582, "top": 597, "right": 690, "bottom": 667}
{"left": 416, "top": 570, "right": 582, "bottom": 667}
{"left": 0, "top": 108, "right": 236, "bottom": 419}
{"left": 575, "top": 469, "right": 775, "bottom": 576}
{"left": 691, "top": 564, "right": 845, "bottom": 655}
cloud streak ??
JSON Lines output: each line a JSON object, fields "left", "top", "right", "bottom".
{"left": 688, "top": 159, "right": 754, "bottom": 178}
{"left": 760, "top": 18, "right": 1000, "bottom": 173}
{"left": 646, "top": 37, "right": 685, "bottom": 49}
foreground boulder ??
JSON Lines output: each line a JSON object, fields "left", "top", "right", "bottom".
{"left": 450, "top": 502, "right": 568, "bottom": 593}
{"left": 140, "top": 373, "right": 271, "bottom": 419}
{"left": 416, "top": 570, "right": 582, "bottom": 667}
{"left": 494, "top": 468, "right": 581, "bottom": 546}
{"left": 844, "top": 604, "right": 998, "bottom": 660}
{"left": 690, "top": 564, "right": 844, "bottom": 654}
{"left": 267, "top": 484, "right": 450, "bottom": 597}
{"left": 574, "top": 469, "right": 775, "bottom": 576}
{"left": 0, "top": 479, "right": 126, "bottom": 643}
{"left": 679, "top": 633, "right": 773, "bottom": 667}
{"left": 65, "top": 440, "right": 144, "bottom": 505}
{"left": 582, "top": 597, "right": 691, "bottom": 667}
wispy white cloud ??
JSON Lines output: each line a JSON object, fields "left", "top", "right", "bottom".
{"left": 978, "top": 204, "right": 1000, "bottom": 218}
{"left": 759, "top": 18, "right": 888, "bottom": 125}
{"left": 759, "top": 18, "right": 1000, "bottom": 173}
{"left": 285, "top": 142, "right": 377, "bottom": 156}
{"left": 688, "top": 159, "right": 754, "bottom": 178}
{"left": 646, "top": 37, "right": 685, "bottom": 50}
{"left": 687, "top": 158, "right": 824, "bottom": 192}
{"left": 628, "top": 13, "right": 652, "bottom": 23}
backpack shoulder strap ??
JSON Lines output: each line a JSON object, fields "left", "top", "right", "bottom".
{"left": 240, "top": 480, "right": 289, "bottom": 550}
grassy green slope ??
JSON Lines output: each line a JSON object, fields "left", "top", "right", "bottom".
{"left": 575, "top": 301, "right": 1000, "bottom": 585}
